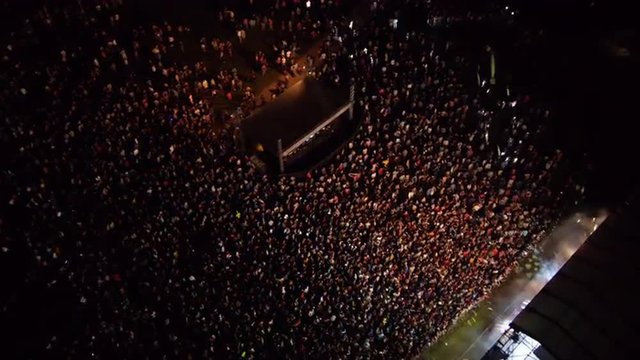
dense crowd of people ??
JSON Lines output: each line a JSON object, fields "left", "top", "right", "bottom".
{"left": 1, "top": 0, "right": 580, "bottom": 359}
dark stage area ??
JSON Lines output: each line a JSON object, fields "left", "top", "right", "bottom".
{"left": 241, "top": 77, "right": 350, "bottom": 172}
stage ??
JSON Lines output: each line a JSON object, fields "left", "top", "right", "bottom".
{"left": 240, "top": 77, "right": 351, "bottom": 173}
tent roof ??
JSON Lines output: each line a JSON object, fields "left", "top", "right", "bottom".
{"left": 511, "top": 195, "right": 640, "bottom": 360}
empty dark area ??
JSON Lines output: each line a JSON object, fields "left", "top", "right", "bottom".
{"left": 507, "top": 0, "right": 639, "bottom": 205}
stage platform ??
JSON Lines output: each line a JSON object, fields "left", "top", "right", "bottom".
{"left": 241, "top": 77, "right": 350, "bottom": 172}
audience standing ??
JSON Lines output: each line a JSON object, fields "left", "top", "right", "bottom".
{"left": 0, "top": 0, "right": 580, "bottom": 358}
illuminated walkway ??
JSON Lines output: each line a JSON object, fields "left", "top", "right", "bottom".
{"left": 422, "top": 208, "right": 608, "bottom": 360}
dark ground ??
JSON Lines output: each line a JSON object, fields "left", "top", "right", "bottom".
{"left": 491, "top": 0, "right": 638, "bottom": 206}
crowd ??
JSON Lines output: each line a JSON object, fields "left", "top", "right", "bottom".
{"left": 1, "top": 0, "right": 580, "bottom": 359}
